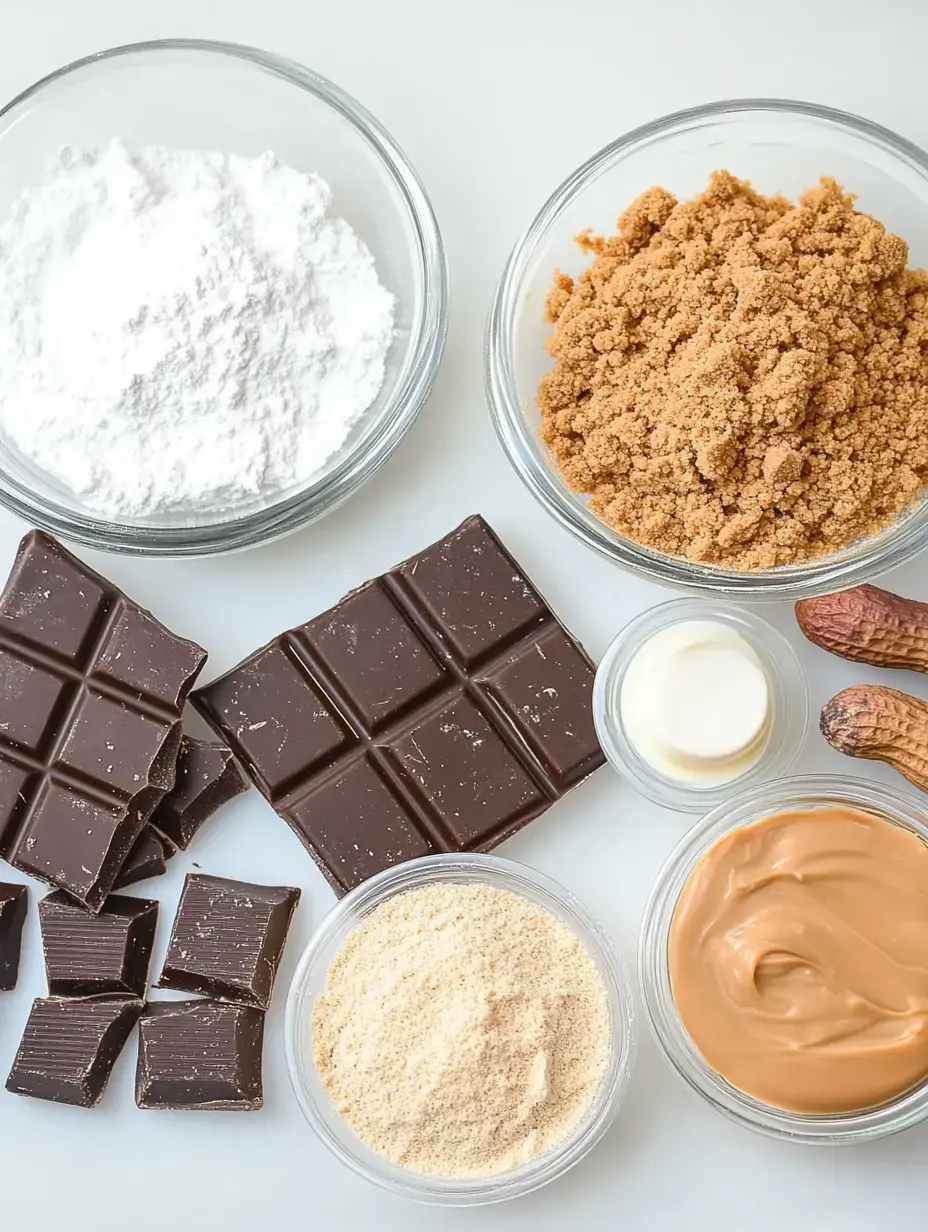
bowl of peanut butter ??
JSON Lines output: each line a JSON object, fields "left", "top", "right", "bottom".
{"left": 639, "top": 774, "right": 928, "bottom": 1143}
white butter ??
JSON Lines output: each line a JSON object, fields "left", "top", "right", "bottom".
{"left": 620, "top": 621, "right": 771, "bottom": 785}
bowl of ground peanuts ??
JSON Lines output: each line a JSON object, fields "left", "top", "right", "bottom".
{"left": 486, "top": 98, "right": 928, "bottom": 599}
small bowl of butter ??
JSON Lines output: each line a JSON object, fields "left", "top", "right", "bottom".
{"left": 593, "top": 598, "right": 808, "bottom": 812}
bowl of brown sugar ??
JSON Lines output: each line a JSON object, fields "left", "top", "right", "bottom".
{"left": 487, "top": 99, "right": 928, "bottom": 598}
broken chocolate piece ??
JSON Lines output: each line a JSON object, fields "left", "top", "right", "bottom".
{"left": 0, "top": 530, "right": 207, "bottom": 910}
{"left": 136, "top": 1000, "right": 264, "bottom": 1110}
{"left": 149, "top": 736, "right": 247, "bottom": 850}
{"left": 192, "top": 516, "right": 604, "bottom": 894}
{"left": 39, "top": 890, "right": 158, "bottom": 998}
{"left": 114, "top": 827, "right": 174, "bottom": 890}
{"left": 6, "top": 996, "right": 143, "bottom": 1107}
{"left": 157, "top": 875, "right": 300, "bottom": 1009}
{"left": 0, "top": 882, "right": 27, "bottom": 992}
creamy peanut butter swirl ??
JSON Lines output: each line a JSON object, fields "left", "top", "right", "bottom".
{"left": 670, "top": 807, "right": 928, "bottom": 1114}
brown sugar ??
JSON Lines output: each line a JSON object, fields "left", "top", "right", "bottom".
{"left": 538, "top": 171, "right": 928, "bottom": 570}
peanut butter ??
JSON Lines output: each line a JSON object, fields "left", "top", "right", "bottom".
{"left": 669, "top": 807, "right": 928, "bottom": 1114}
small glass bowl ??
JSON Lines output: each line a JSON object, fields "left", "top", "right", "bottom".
{"left": 285, "top": 853, "right": 637, "bottom": 1206}
{"left": 593, "top": 599, "right": 808, "bottom": 812}
{"left": 486, "top": 99, "right": 928, "bottom": 599}
{"left": 639, "top": 774, "right": 928, "bottom": 1144}
{"left": 0, "top": 39, "right": 447, "bottom": 556}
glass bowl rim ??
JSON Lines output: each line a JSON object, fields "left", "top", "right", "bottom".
{"left": 0, "top": 37, "right": 448, "bottom": 556}
{"left": 638, "top": 772, "right": 928, "bottom": 1143}
{"left": 284, "top": 851, "right": 638, "bottom": 1205}
{"left": 485, "top": 96, "right": 928, "bottom": 599}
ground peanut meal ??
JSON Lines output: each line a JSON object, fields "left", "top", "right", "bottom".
{"left": 539, "top": 171, "right": 928, "bottom": 570}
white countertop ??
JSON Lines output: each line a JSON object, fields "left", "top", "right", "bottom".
{"left": 3, "top": 1, "right": 928, "bottom": 1227}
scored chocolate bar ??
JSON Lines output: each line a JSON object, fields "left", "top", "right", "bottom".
{"left": 193, "top": 516, "right": 604, "bottom": 894}
{"left": 0, "top": 531, "right": 206, "bottom": 910}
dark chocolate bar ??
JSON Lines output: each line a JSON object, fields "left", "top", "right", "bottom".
{"left": 0, "top": 881, "right": 27, "bottom": 991}
{"left": 193, "top": 516, "right": 604, "bottom": 894}
{"left": 149, "top": 736, "right": 247, "bottom": 850}
{"left": 136, "top": 1000, "right": 264, "bottom": 1110}
{"left": 0, "top": 531, "right": 206, "bottom": 910}
{"left": 6, "top": 996, "right": 143, "bottom": 1107}
{"left": 39, "top": 890, "right": 158, "bottom": 997}
{"left": 157, "top": 875, "right": 300, "bottom": 1009}
{"left": 114, "top": 827, "right": 174, "bottom": 890}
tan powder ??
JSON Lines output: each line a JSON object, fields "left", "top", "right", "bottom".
{"left": 539, "top": 171, "right": 928, "bottom": 570}
{"left": 311, "top": 882, "right": 611, "bottom": 1177}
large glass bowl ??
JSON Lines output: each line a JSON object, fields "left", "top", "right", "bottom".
{"left": 0, "top": 39, "right": 447, "bottom": 555}
{"left": 285, "top": 853, "right": 637, "bottom": 1205}
{"left": 486, "top": 99, "right": 928, "bottom": 599}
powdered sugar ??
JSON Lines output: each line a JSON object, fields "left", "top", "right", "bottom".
{"left": 0, "top": 140, "right": 395, "bottom": 518}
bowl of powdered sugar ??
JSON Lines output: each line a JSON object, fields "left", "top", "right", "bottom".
{"left": 285, "top": 853, "right": 637, "bottom": 1205}
{"left": 0, "top": 39, "right": 447, "bottom": 555}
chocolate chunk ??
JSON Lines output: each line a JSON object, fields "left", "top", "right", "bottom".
{"left": 136, "top": 1000, "right": 264, "bottom": 1110}
{"left": 0, "top": 530, "right": 206, "bottom": 910}
{"left": 114, "top": 827, "right": 174, "bottom": 890}
{"left": 6, "top": 996, "right": 143, "bottom": 1107}
{"left": 149, "top": 736, "right": 247, "bottom": 850}
{"left": 157, "top": 875, "right": 300, "bottom": 1009}
{"left": 0, "top": 882, "right": 27, "bottom": 991}
{"left": 39, "top": 890, "right": 158, "bottom": 997}
{"left": 192, "top": 516, "right": 604, "bottom": 894}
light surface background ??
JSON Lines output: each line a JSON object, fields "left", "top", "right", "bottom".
{"left": 1, "top": 1, "right": 927, "bottom": 1228}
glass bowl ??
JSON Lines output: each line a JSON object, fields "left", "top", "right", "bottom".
{"left": 639, "top": 774, "right": 928, "bottom": 1144}
{"left": 285, "top": 853, "right": 637, "bottom": 1205}
{"left": 593, "top": 599, "right": 809, "bottom": 812}
{"left": 486, "top": 99, "right": 928, "bottom": 600}
{"left": 0, "top": 39, "right": 447, "bottom": 556}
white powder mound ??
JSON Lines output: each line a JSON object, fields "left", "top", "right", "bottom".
{"left": 0, "top": 140, "right": 395, "bottom": 518}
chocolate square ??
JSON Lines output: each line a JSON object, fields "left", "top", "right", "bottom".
{"left": 302, "top": 583, "right": 447, "bottom": 730}
{"left": 0, "top": 531, "right": 206, "bottom": 910}
{"left": 157, "top": 874, "right": 300, "bottom": 1009}
{"left": 477, "top": 623, "right": 607, "bottom": 789}
{"left": 193, "top": 516, "right": 604, "bottom": 896}
{"left": 6, "top": 996, "right": 143, "bottom": 1107}
{"left": 395, "top": 515, "right": 547, "bottom": 666}
{"left": 39, "top": 890, "right": 158, "bottom": 997}
{"left": 385, "top": 693, "right": 548, "bottom": 847}
{"left": 56, "top": 691, "right": 177, "bottom": 799}
{"left": 136, "top": 1000, "right": 265, "bottom": 1110}
{"left": 286, "top": 757, "right": 434, "bottom": 890}
{"left": 199, "top": 642, "right": 351, "bottom": 802}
